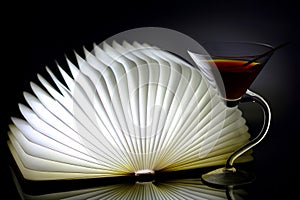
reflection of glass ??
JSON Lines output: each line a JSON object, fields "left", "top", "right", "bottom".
{"left": 197, "top": 41, "right": 280, "bottom": 188}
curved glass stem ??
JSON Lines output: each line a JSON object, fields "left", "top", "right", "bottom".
{"left": 201, "top": 89, "right": 271, "bottom": 188}
{"left": 226, "top": 186, "right": 236, "bottom": 200}
{"left": 225, "top": 89, "right": 271, "bottom": 169}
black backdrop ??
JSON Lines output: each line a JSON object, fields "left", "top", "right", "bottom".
{"left": 2, "top": 0, "right": 299, "bottom": 199}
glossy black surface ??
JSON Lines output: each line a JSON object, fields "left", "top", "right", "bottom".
{"left": 1, "top": 0, "right": 298, "bottom": 199}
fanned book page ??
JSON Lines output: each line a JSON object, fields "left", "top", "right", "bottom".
{"left": 7, "top": 40, "right": 253, "bottom": 181}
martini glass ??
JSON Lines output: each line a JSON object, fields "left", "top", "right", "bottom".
{"left": 197, "top": 41, "right": 284, "bottom": 188}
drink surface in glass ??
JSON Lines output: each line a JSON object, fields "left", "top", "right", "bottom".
{"left": 209, "top": 59, "right": 262, "bottom": 100}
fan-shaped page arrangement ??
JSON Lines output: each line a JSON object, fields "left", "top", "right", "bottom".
{"left": 7, "top": 40, "right": 253, "bottom": 181}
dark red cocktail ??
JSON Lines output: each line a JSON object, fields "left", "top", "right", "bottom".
{"left": 201, "top": 41, "right": 274, "bottom": 101}
{"left": 211, "top": 59, "right": 262, "bottom": 100}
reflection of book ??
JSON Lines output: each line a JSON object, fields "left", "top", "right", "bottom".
{"left": 11, "top": 168, "right": 247, "bottom": 200}
{"left": 7, "top": 41, "right": 253, "bottom": 182}
{"left": 22, "top": 181, "right": 247, "bottom": 200}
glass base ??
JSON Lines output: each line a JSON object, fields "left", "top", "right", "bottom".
{"left": 201, "top": 167, "right": 255, "bottom": 188}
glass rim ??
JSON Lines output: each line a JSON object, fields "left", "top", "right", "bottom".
{"left": 201, "top": 40, "right": 274, "bottom": 58}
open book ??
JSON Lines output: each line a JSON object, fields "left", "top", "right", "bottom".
{"left": 7, "top": 40, "right": 253, "bottom": 182}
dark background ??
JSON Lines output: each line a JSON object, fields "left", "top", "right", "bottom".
{"left": 2, "top": 0, "right": 299, "bottom": 199}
